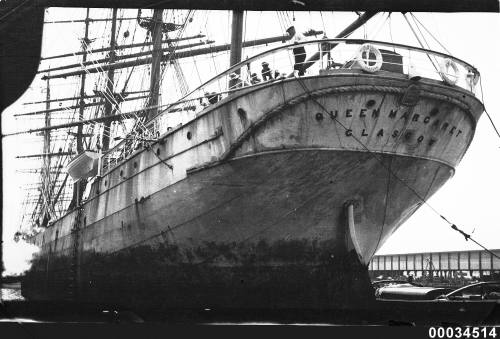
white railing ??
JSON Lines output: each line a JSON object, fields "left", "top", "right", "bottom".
{"left": 100, "top": 39, "right": 480, "bottom": 173}
{"left": 152, "top": 38, "right": 479, "bottom": 129}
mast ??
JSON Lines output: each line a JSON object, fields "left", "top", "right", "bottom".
{"left": 146, "top": 8, "right": 164, "bottom": 121}
{"left": 101, "top": 8, "right": 118, "bottom": 152}
{"left": 77, "top": 8, "right": 90, "bottom": 154}
{"left": 229, "top": 10, "right": 244, "bottom": 89}
{"left": 72, "top": 8, "right": 91, "bottom": 208}
{"left": 43, "top": 76, "right": 51, "bottom": 179}
{"left": 40, "top": 75, "right": 52, "bottom": 227}
{"left": 229, "top": 10, "right": 244, "bottom": 66}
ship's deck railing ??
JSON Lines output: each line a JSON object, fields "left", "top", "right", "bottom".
{"left": 152, "top": 38, "right": 479, "bottom": 132}
{"left": 100, "top": 38, "right": 480, "bottom": 173}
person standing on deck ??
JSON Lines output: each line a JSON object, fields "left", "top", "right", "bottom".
{"left": 286, "top": 26, "right": 307, "bottom": 76}
{"left": 261, "top": 61, "right": 273, "bottom": 81}
{"left": 250, "top": 73, "right": 261, "bottom": 84}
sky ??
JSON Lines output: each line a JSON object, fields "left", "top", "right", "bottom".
{"left": 1, "top": 9, "right": 500, "bottom": 275}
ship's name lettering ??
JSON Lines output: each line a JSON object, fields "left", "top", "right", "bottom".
{"left": 326, "top": 108, "right": 463, "bottom": 138}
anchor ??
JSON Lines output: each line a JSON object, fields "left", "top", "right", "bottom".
{"left": 344, "top": 200, "right": 367, "bottom": 265}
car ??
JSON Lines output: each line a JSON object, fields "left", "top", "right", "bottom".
{"left": 372, "top": 280, "right": 453, "bottom": 300}
{"left": 372, "top": 281, "right": 500, "bottom": 325}
{"left": 375, "top": 285, "right": 454, "bottom": 300}
{"left": 372, "top": 279, "right": 423, "bottom": 289}
{"left": 435, "top": 281, "right": 500, "bottom": 302}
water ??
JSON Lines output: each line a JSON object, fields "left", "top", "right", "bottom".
{"left": 0, "top": 283, "right": 38, "bottom": 323}
{"left": 1, "top": 282, "right": 24, "bottom": 301}
{"left": 1, "top": 282, "right": 497, "bottom": 325}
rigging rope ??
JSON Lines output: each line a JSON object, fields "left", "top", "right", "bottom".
{"left": 19, "top": 9, "right": 137, "bottom": 226}
{"left": 403, "top": 13, "right": 440, "bottom": 74}
{"left": 388, "top": 13, "right": 396, "bottom": 53}
{"left": 410, "top": 13, "right": 451, "bottom": 55}
{"left": 409, "top": 14, "right": 440, "bottom": 67}
{"left": 479, "top": 77, "right": 500, "bottom": 141}
{"left": 410, "top": 15, "right": 444, "bottom": 80}
{"left": 368, "top": 12, "right": 390, "bottom": 40}
{"left": 319, "top": 11, "right": 326, "bottom": 35}
{"left": 292, "top": 75, "right": 500, "bottom": 260}
{"left": 79, "top": 24, "right": 152, "bottom": 143}
{"left": 0, "top": 0, "right": 31, "bottom": 22}
{"left": 371, "top": 157, "right": 393, "bottom": 258}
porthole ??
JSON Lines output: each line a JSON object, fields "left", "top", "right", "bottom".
{"left": 430, "top": 107, "right": 439, "bottom": 116}
{"left": 366, "top": 99, "right": 376, "bottom": 108}
{"left": 404, "top": 131, "right": 413, "bottom": 141}
{"left": 156, "top": 148, "right": 161, "bottom": 156}
{"left": 315, "top": 112, "right": 324, "bottom": 121}
{"left": 134, "top": 162, "right": 138, "bottom": 169}
{"left": 120, "top": 169, "right": 124, "bottom": 177}
{"left": 237, "top": 108, "right": 247, "bottom": 120}
{"left": 187, "top": 131, "right": 192, "bottom": 140}
{"left": 104, "top": 180, "right": 107, "bottom": 187}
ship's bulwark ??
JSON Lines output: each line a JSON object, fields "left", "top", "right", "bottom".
{"left": 22, "top": 73, "right": 483, "bottom": 311}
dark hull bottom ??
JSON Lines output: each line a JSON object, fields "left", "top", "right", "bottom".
{"left": 23, "top": 242, "right": 374, "bottom": 312}
{"left": 23, "top": 149, "right": 454, "bottom": 311}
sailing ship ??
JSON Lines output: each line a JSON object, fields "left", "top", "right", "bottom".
{"left": 7, "top": 8, "right": 484, "bottom": 311}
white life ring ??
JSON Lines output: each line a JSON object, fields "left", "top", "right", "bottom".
{"left": 440, "top": 58, "right": 459, "bottom": 85}
{"left": 356, "top": 44, "right": 383, "bottom": 73}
